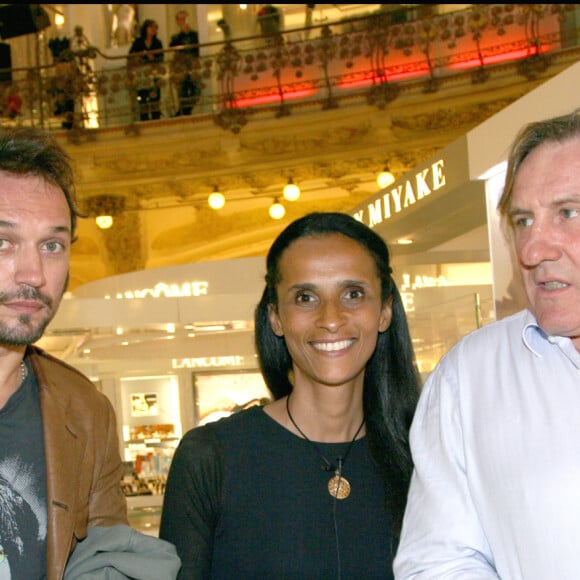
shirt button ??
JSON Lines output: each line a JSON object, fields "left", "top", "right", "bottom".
{"left": 548, "top": 335, "right": 557, "bottom": 343}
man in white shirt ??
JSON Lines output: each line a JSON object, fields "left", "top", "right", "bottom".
{"left": 394, "top": 109, "right": 580, "bottom": 579}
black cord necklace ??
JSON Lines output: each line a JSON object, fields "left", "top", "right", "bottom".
{"left": 286, "top": 394, "right": 365, "bottom": 500}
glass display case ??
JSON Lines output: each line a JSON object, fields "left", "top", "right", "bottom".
{"left": 119, "top": 375, "right": 182, "bottom": 500}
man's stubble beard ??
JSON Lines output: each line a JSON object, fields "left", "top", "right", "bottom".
{"left": 0, "top": 311, "right": 54, "bottom": 346}
{"left": 0, "top": 272, "right": 69, "bottom": 347}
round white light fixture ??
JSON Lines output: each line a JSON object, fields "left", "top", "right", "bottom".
{"left": 95, "top": 215, "right": 113, "bottom": 229}
{"left": 84, "top": 194, "right": 125, "bottom": 230}
{"left": 377, "top": 166, "right": 395, "bottom": 189}
{"left": 269, "top": 198, "right": 285, "bottom": 220}
{"left": 283, "top": 178, "right": 301, "bottom": 201}
{"left": 208, "top": 186, "right": 225, "bottom": 210}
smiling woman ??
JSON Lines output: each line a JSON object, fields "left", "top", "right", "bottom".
{"left": 267, "top": 233, "right": 392, "bottom": 393}
{"left": 160, "top": 211, "right": 421, "bottom": 579}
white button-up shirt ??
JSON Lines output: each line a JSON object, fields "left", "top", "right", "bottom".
{"left": 394, "top": 309, "right": 580, "bottom": 579}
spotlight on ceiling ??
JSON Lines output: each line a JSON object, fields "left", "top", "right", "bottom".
{"left": 95, "top": 215, "right": 113, "bottom": 230}
{"left": 269, "top": 198, "right": 285, "bottom": 220}
{"left": 377, "top": 165, "right": 395, "bottom": 189}
{"left": 282, "top": 177, "right": 300, "bottom": 202}
{"left": 208, "top": 185, "right": 225, "bottom": 210}
{"left": 83, "top": 194, "right": 126, "bottom": 230}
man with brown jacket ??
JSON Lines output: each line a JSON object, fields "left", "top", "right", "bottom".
{"left": 0, "top": 127, "right": 152, "bottom": 579}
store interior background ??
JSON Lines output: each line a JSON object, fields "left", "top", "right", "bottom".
{"left": 3, "top": 3, "right": 580, "bottom": 533}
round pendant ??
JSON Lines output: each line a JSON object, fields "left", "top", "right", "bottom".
{"left": 328, "top": 474, "right": 351, "bottom": 499}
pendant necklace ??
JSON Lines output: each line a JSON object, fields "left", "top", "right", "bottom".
{"left": 286, "top": 394, "right": 365, "bottom": 500}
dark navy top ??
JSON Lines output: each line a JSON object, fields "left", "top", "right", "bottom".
{"left": 161, "top": 406, "right": 395, "bottom": 579}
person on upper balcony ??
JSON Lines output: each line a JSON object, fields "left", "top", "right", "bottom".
{"left": 128, "top": 19, "right": 164, "bottom": 121}
{"left": 169, "top": 10, "right": 200, "bottom": 116}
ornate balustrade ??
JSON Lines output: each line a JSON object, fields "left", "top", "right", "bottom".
{"left": 0, "top": 4, "right": 576, "bottom": 138}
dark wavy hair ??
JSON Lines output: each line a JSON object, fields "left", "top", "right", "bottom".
{"left": 0, "top": 127, "right": 81, "bottom": 238}
{"left": 139, "top": 19, "right": 158, "bottom": 39}
{"left": 254, "top": 211, "right": 420, "bottom": 536}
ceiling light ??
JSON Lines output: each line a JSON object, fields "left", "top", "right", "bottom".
{"left": 208, "top": 185, "right": 225, "bottom": 209}
{"left": 377, "top": 165, "right": 395, "bottom": 189}
{"left": 95, "top": 215, "right": 113, "bottom": 229}
{"left": 396, "top": 238, "right": 414, "bottom": 245}
{"left": 269, "top": 198, "right": 285, "bottom": 220}
{"left": 283, "top": 177, "right": 300, "bottom": 201}
{"left": 83, "top": 194, "right": 125, "bottom": 230}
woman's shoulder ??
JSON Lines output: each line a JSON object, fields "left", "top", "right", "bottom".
{"left": 209, "top": 405, "right": 265, "bottom": 436}
{"left": 181, "top": 406, "right": 265, "bottom": 447}
{"left": 129, "top": 38, "right": 142, "bottom": 51}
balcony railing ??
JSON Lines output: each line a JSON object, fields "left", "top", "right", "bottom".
{"left": 0, "top": 4, "right": 577, "bottom": 138}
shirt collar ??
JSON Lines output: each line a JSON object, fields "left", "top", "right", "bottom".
{"left": 522, "top": 309, "right": 580, "bottom": 367}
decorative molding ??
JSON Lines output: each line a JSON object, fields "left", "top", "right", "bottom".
{"left": 391, "top": 98, "right": 518, "bottom": 133}
{"left": 102, "top": 212, "right": 144, "bottom": 274}
{"left": 69, "top": 66, "right": 562, "bottom": 286}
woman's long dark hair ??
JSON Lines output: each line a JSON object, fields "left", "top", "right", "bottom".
{"left": 255, "top": 212, "right": 420, "bottom": 536}
{"left": 139, "top": 19, "right": 157, "bottom": 39}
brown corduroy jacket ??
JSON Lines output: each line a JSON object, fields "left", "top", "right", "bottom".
{"left": 28, "top": 346, "right": 128, "bottom": 580}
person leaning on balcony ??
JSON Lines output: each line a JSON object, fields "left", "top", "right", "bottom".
{"left": 394, "top": 109, "right": 580, "bottom": 579}
{"left": 160, "top": 211, "right": 421, "bottom": 579}
{"left": 0, "top": 127, "right": 180, "bottom": 579}
{"left": 169, "top": 10, "right": 200, "bottom": 116}
{"left": 128, "top": 19, "right": 164, "bottom": 121}
{"left": 48, "top": 38, "right": 81, "bottom": 131}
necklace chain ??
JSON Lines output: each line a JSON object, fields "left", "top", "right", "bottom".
{"left": 285, "top": 394, "right": 365, "bottom": 473}
{"left": 20, "top": 361, "right": 28, "bottom": 384}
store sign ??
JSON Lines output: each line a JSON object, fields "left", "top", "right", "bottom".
{"left": 172, "top": 356, "right": 246, "bottom": 369}
{"left": 113, "top": 281, "right": 209, "bottom": 299}
{"left": 400, "top": 273, "right": 452, "bottom": 313}
{"left": 401, "top": 273, "right": 450, "bottom": 291}
{"left": 353, "top": 159, "right": 446, "bottom": 228}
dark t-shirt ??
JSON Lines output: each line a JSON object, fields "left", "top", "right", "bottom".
{"left": 161, "top": 406, "right": 396, "bottom": 579}
{"left": 169, "top": 30, "right": 199, "bottom": 57}
{"left": 0, "top": 360, "right": 47, "bottom": 579}
{"left": 128, "top": 37, "right": 164, "bottom": 63}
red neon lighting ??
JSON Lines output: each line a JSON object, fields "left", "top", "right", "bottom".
{"left": 233, "top": 44, "right": 551, "bottom": 106}
{"left": 449, "top": 47, "right": 541, "bottom": 70}
{"left": 235, "top": 88, "right": 315, "bottom": 107}
{"left": 338, "top": 69, "right": 427, "bottom": 89}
